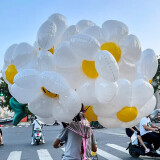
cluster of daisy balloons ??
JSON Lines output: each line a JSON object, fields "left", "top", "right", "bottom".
{"left": 2, "top": 13, "right": 158, "bottom": 127}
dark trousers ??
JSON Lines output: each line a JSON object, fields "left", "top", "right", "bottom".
{"left": 142, "top": 132, "right": 160, "bottom": 150}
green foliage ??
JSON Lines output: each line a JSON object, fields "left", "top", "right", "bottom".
{"left": 152, "top": 58, "right": 160, "bottom": 92}
{"left": 0, "top": 77, "right": 12, "bottom": 110}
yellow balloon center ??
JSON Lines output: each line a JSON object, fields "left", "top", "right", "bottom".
{"left": 117, "top": 106, "right": 138, "bottom": 122}
{"left": 84, "top": 106, "right": 98, "bottom": 122}
{"left": 41, "top": 87, "right": 59, "bottom": 98}
{"left": 48, "top": 47, "right": 54, "bottom": 54}
{"left": 101, "top": 42, "right": 121, "bottom": 62}
{"left": 149, "top": 79, "right": 152, "bottom": 84}
{"left": 5, "top": 64, "right": 18, "bottom": 84}
{"left": 82, "top": 60, "right": 99, "bottom": 79}
{"left": 39, "top": 47, "right": 54, "bottom": 54}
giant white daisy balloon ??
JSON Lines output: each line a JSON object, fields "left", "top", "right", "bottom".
{"left": 83, "top": 20, "right": 141, "bottom": 82}
{"left": 12, "top": 70, "right": 81, "bottom": 122}
{"left": 2, "top": 42, "right": 37, "bottom": 88}
{"left": 2, "top": 13, "right": 158, "bottom": 127}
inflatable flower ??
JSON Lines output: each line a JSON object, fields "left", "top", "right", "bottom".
{"left": 53, "top": 37, "right": 119, "bottom": 105}
{"left": 93, "top": 49, "right": 158, "bottom": 128}
{"left": 2, "top": 13, "right": 158, "bottom": 128}
{"left": 11, "top": 69, "right": 81, "bottom": 123}
{"left": 2, "top": 42, "right": 37, "bottom": 88}
{"left": 83, "top": 20, "right": 141, "bottom": 82}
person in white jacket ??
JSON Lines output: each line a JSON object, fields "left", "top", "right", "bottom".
{"left": 31, "top": 118, "right": 45, "bottom": 145}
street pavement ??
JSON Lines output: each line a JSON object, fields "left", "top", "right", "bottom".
{"left": 0, "top": 124, "right": 160, "bottom": 160}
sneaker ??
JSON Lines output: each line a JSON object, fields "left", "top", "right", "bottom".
{"left": 42, "top": 140, "right": 45, "bottom": 144}
{"left": 31, "top": 142, "right": 34, "bottom": 145}
{"left": 156, "top": 149, "right": 160, "bottom": 154}
{"left": 145, "top": 148, "right": 150, "bottom": 153}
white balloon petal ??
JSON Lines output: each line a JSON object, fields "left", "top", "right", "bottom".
{"left": 114, "top": 79, "right": 131, "bottom": 108}
{"left": 60, "top": 89, "right": 81, "bottom": 114}
{"left": 4, "top": 44, "right": 17, "bottom": 65}
{"left": 28, "top": 94, "right": 54, "bottom": 118}
{"left": 54, "top": 42, "right": 80, "bottom": 68}
{"left": 119, "top": 34, "right": 141, "bottom": 63}
{"left": 84, "top": 26, "right": 105, "bottom": 44}
{"left": 98, "top": 117, "right": 121, "bottom": 128}
{"left": 138, "top": 96, "right": 156, "bottom": 118}
{"left": 95, "top": 50, "right": 119, "bottom": 82}
{"left": 132, "top": 79, "right": 154, "bottom": 107}
{"left": 95, "top": 77, "right": 118, "bottom": 104}
{"left": 12, "top": 42, "right": 36, "bottom": 69}
{"left": 37, "top": 20, "right": 56, "bottom": 50}
{"left": 38, "top": 51, "right": 55, "bottom": 72}
{"left": 40, "top": 71, "right": 70, "bottom": 95}
{"left": 55, "top": 66, "right": 87, "bottom": 89}
{"left": 93, "top": 103, "right": 117, "bottom": 118}
{"left": 119, "top": 59, "right": 137, "bottom": 82}
{"left": 48, "top": 13, "right": 66, "bottom": 34}
{"left": 37, "top": 116, "right": 55, "bottom": 125}
{"left": 102, "top": 20, "right": 128, "bottom": 43}
{"left": 61, "top": 25, "right": 79, "bottom": 42}
{"left": 70, "top": 34, "right": 100, "bottom": 60}
{"left": 138, "top": 49, "right": 158, "bottom": 80}
{"left": 14, "top": 69, "right": 41, "bottom": 89}
{"left": 76, "top": 20, "right": 95, "bottom": 33}
{"left": 10, "top": 84, "right": 42, "bottom": 104}
{"left": 77, "top": 82, "right": 98, "bottom": 106}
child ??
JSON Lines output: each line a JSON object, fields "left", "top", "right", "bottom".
{"left": 126, "top": 126, "right": 150, "bottom": 153}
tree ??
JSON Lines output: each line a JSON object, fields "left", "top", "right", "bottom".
{"left": 0, "top": 77, "right": 12, "bottom": 111}
{"left": 152, "top": 58, "right": 160, "bottom": 92}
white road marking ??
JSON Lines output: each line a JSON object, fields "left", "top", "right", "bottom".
{"left": 62, "top": 146, "right": 122, "bottom": 159}
{"left": 97, "top": 148, "right": 122, "bottom": 160}
{"left": 37, "top": 149, "right": 53, "bottom": 160}
{"left": 106, "top": 143, "right": 128, "bottom": 154}
{"left": 96, "top": 130, "right": 125, "bottom": 136}
{"left": 7, "top": 151, "right": 22, "bottom": 160}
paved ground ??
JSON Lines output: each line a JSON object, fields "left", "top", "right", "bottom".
{"left": 1, "top": 124, "right": 160, "bottom": 160}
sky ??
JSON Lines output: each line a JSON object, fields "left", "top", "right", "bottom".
{"left": 0, "top": 0, "right": 160, "bottom": 70}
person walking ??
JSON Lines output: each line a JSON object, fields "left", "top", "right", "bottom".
{"left": 53, "top": 113, "right": 97, "bottom": 160}
{"left": 0, "top": 126, "right": 4, "bottom": 145}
